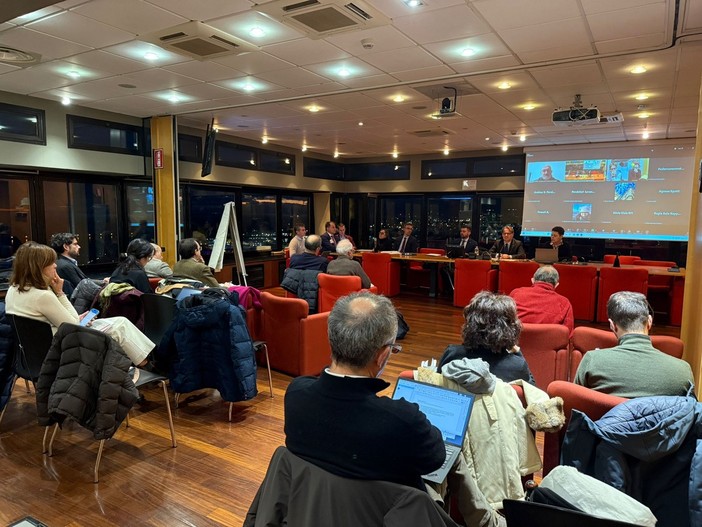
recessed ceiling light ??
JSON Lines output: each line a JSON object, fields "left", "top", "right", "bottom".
{"left": 519, "top": 134, "right": 526, "bottom": 142}
{"left": 461, "top": 48, "right": 476, "bottom": 58}
{"left": 333, "top": 150, "right": 339, "bottom": 158}
{"left": 443, "top": 147, "right": 449, "bottom": 155}
{"left": 501, "top": 145, "right": 509, "bottom": 151}
{"left": 144, "top": 52, "right": 159, "bottom": 61}
{"left": 262, "top": 136, "right": 268, "bottom": 144}
{"left": 638, "top": 112, "right": 650, "bottom": 119}
{"left": 301, "top": 144, "right": 307, "bottom": 152}
{"left": 630, "top": 65, "right": 647, "bottom": 74}
{"left": 403, "top": 0, "right": 423, "bottom": 7}
{"left": 522, "top": 104, "right": 535, "bottom": 111}
{"left": 242, "top": 82, "right": 255, "bottom": 91}
{"left": 392, "top": 152, "right": 399, "bottom": 158}
{"left": 498, "top": 82, "right": 511, "bottom": 90}
{"left": 66, "top": 70, "right": 81, "bottom": 79}
{"left": 484, "top": 137, "right": 490, "bottom": 141}
{"left": 393, "top": 95, "right": 405, "bottom": 103}
{"left": 358, "top": 121, "right": 364, "bottom": 126}
{"left": 337, "top": 67, "right": 351, "bottom": 77}
{"left": 249, "top": 27, "right": 265, "bottom": 38}
{"left": 308, "top": 105, "right": 320, "bottom": 113}
{"left": 642, "top": 131, "right": 650, "bottom": 139}
{"left": 635, "top": 94, "right": 649, "bottom": 101}
{"left": 61, "top": 96, "right": 71, "bottom": 106}
{"left": 168, "top": 93, "right": 180, "bottom": 102}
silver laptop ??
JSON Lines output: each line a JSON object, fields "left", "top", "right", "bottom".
{"left": 392, "top": 378, "right": 475, "bottom": 484}
{"left": 535, "top": 247, "right": 559, "bottom": 263}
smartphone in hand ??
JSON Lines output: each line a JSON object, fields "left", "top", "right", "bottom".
{"left": 80, "top": 308, "right": 100, "bottom": 326}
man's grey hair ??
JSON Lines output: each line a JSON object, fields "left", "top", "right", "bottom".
{"left": 50, "top": 232, "right": 77, "bottom": 255}
{"left": 336, "top": 239, "right": 353, "bottom": 256}
{"left": 305, "top": 234, "right": 321, "bottom": 252}
{"left": 328, "top": 292, "right": 398, "bottom": 368}
{"left": 533, "top": 265, "right": 559, "bottom": 286}
{"left": 607, "top": 291, "right": 651, "bottom": 331}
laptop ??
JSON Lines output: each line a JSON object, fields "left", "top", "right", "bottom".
{"left": 392, "top": 378, "right": 475, "bottom": 483}
{"left": 176, "top": 287, "right": 203, "bottom": 302}
{"left": 535, "top": 247, "right": 559, "bottom": 264}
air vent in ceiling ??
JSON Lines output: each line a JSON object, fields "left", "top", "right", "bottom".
{"left": 141, "top": 21, "right": 258, "bottom": 60}
{"left": 0, "top": 46, "right": 41, "bottom": 65}
{"left": 255, "top": 0, "right": 390, "bottom": 39}
{"left": 408, "top": 128, "right": 455, "bottom": 138}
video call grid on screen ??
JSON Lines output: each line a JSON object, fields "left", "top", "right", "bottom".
{"left": 521, "top": 142, "right": 695, "bottom": 241}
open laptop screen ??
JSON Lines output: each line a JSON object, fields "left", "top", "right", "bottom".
{"left": 393, "top": 378, "right": 474, "bottom": 447}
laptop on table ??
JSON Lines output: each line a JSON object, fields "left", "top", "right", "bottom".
{"left": 535, "top": 247, "right": 559, "bottom": 264}
{"left": 392, "top": 378, "right": 475, "bottom": 483}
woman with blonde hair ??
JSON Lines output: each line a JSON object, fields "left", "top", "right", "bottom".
{"left": 5, "top": 241, "right": 154, "bottom": 366}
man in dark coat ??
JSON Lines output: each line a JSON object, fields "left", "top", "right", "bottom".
{"left": 50, "top": 232, "right": 87, "bottom": 291}
{"left": 488, "top": 225, "right": 526, "bottom": 259}
{"left": 289, "top": 235, "right": 328, "bottom": 272}
{"left": 394, "top": 222, "right": 419, "bottom": 253}
{"left": 320, "top": 221, "right": 339, "bottom": 253}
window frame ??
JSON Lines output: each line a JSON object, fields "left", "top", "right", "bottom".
{"left": 0, "top": 102, "right": 46, "bottom": 145}
{"left": 66, "top": 114, "right": 145, "bottom": 156}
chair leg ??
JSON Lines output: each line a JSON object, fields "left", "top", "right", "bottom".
{"left": 94, "top": 439, "right": 106, "bottom": 483}
{"left": 262, "top": 343, "right": 274, "bottom": 398}
{"left": 0, "top": 403, "right": 6, "bottom": 427}
{"left": 24, "top": 379, "right": 31, "bottom": 394}
{"left": 228, "top": 402, "right": 233, "bottom": 422}
{"left": 46, "top": 423, "right": 59, "bottom": 456}
{"left": 174, "top": 393, "right": 180, "bottom": 409}
{"left": 125, "top": 412, "right": 130, "bottom": 428}
{"left": 160, "top": 380, "right": 177, "bottom": 448}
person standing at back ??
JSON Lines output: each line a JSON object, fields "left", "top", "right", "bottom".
{"left": 394, "top": 222, "right": 419, "bottom": 253}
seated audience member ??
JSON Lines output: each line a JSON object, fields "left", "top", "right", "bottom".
{"left": 549, "top": 226, "right": 571, "bottom": 261}
{"left": 109, "top": 238, "right": 154, "bottom": 294}
{"left": 509, "top": 265, "right": 574, "bottom": 334}
{"left": 6, "top": 242, "right": 154, "bottom": 366}
{"left": 336, "top": 223, "right": 355, "bottom": 248}
{"left": 320, "top": 221, "right": 338, "bottom": 252}
{"left": 326, "top": 239, "right": 371, "bottom": 288}
{"left": 173, "top": 238, "right": 219, "bottom": 287}
{"left": 289, "top": 235, "right": 329, "bottom": 272}
{"left": 438, "top": 291, "right": 535, "bottom": 384}
{"left": 374, "top": 228, "right": 393, "bottom": 252}
{"left": 50, "top": 232, "right": 88, "bottom": 291}
{"left": 284, "top": 292, "right": 504, "bottom": 526}
{"left": 488, "top": 225, "right": 526, "bottom": 259}
{"left": 394, "top": 222, "right": 419, "bottom": 253}
{"left": 287, "top": 224, "right": 307, "bottom": 256}
{"left": 144, "top": 243, "right": 173, "bottom": 279}
{"left": 574, "top": 291, "right": 693, "bottom": 397}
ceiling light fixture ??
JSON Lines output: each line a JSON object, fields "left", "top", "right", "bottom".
{"left": 301, "top": 144, "right": 308, "bottom": 152}
{"left": 338, "top": 67, "right": 351, "bottom": 77}
{"left": 358, "top": 121, "right": 364, "bottom": 126}
{"left": 642, "top": 131, "right": 650, "bottom": 139}
{"left": 498, "top": 81, "right": 511, "bottom": 90}
{"left": 333, "top": 150, "right": 339, "bottom": 158}
{"left": 403, "top": 0, "right": 423, "bottom": 7}
{"left": 443, "top": 147, "right": 449, "bottom": 155}
{"left": 144, "top": 51, "right": 159, "bottom": 61}
{"left": 461, "top": 48, "right": 475, "bottom": 57}
{"left": 501, "top": 145, "right": 508, "bottom": 152}
{"left": 249, "top": 27, "right": 266, "bottom": 38}
{"left": 393, "top": 95, "right": 405, "bottom": 103}
{"left": 262, "top": 136, "right": 268, "bottom": 144}
{"left": 522, "top": 104, "right": 535, "bottom": 110}
{"left": 66, "top": 70, "right": 81, "bottom": 79}
{"left": 638, "top": 112, "right": 650, "bottom": 119}
{"left": 61, "top": 96, "right": 71, "bottom": 106}
{"left": 308, "top": 105, "right": 320, "bottom": 113}
{"left": 168, "top": 93, "right": 180, "bottom": 102}
{"left": 392, "top": 151, "right": 399, "bottom": 158}
{"left": 519, "top": 134, "right": 526, "bottom": 142}
{"left": 635, "top": 94, "right": 649, "bottom": 101}
{"left": 242, "top": 82, "right": 255, "bottom": 91}
{"left": 630, "top": 65, "right": 647, "bottom": 74}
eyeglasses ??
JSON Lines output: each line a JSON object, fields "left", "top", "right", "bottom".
{"left": 385, "top": 343, "right": 402, "bottom": 354}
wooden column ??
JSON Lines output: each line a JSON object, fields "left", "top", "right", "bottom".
{"left": 680, "top": 79, "right": 702, "bottom": 399}
{"left": 150, "top": 116, "right": 178, "bottom": 268}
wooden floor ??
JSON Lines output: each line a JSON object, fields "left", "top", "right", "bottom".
{"left": 0, "top": 289, "right": 680, "bottom": 526}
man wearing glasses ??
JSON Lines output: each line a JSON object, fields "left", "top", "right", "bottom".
{"left": 172, "top": 238, "right": 219, "bottom": 287}
{"left": 50, "top": 232, "right": 88, "bottom": 291}
{"left": 488, "top": 225, "right": 526, "bottom": 260}
{"left": 284, "top": 292, "right": 440, "bottom": 491}
{"left": 574, "top": 291, "right": 693, "bottom": 397}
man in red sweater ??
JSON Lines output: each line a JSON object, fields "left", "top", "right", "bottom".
{"left": 509, "top": 265, "right": 574, "bottom": 334}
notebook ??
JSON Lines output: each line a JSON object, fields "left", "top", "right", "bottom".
{"left": 392, "top": 378, "right": 475, "bottom": 483}
{"left": 535, "top": 247, "right": 559, "bottom": 264}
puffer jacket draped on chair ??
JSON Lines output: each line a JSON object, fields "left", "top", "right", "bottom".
{"left": 157, "top": 291, "right": 257, "bottom": 402}
{"left": 0, "top": 302, "right": 16, "bottom": 412}
{"left": 36, "top": 323, "right": 138, "bottom": 440}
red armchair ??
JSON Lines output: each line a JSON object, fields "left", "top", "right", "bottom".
{"left": 260, "top": 292, "right": 331, "bottom": 377}
{"left": 406, "top": 248, "right": 445, "bottom": 289}
{"left": 553, "top": 264, "right": 598, "bottom": 321}
{"left": 518, "top": 323, "right": 570, "bottom": 390}
{"left": 318, "top": 274, "right": 362, "bottom": 313}
{"left": 603, "top": 254, "right": 641, "bottom": 265}
{"left": 596, "top": 267, "right": 648, "bottom": 322}
{"left": 498, "top": 261, "right": 539, "bottom": 295}
{"left": 453, "top": 259, "right": 497, "bottom": 307}
{"left": 362, "top": 252, "right": 400, "bottom": 297}
{"left": 570, "top": 326, "right": 684, "bottom": 380}
{"left": 543, "top": 380, "right": 627, "bottom": 476}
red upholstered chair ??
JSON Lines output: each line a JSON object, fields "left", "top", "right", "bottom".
{"left": 596, "top": 267, "right": 648, "bottom": 322}
{"left": 498, "top": 261, "right": 539, "bottom": 295}
{"left": 260, "top": 292, "right": 331, "bottom": 377}
{"left": 285, "top": 248, "right": 290, "bottom": 268}
{"left": 518, "top": 323, "right": 570, "bottom": 391}
{"left": 453, "top": 259, "right": 498, "bottom": 307}
{"left": 603, "top": 254, "right": 641, "bottom": 265}
{"left": 570, "top": 326, "right": 684, "bottom": 381}
{"left": 552, "top": 264, "right": 598, "bottom": 321}
{"left": 633, "top": 259, "right": 677, "bottom": 321}
{"left": 406, "top": 248, "right": 445, "bottom": 289}
{"left": 317, "top": 274, "right": 362, "bottom": 313}
{"left": 362, "top": 252, "right": 401, "bottom": 297}
{"left": 148, "top": 277, "right": 161, "bottom": 292}
{"left": 543, "top": 381, "right": 627, "bottom": 476}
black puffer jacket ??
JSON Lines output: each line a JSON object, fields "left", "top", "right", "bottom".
{"left": 0, "top": 302, "right": 15, "bottom": 412}
{"left": 36, "top": 323, "right": 138, "bottom": 440}
{"left": 280, "top": 268, "right": 321, "bottom": 313}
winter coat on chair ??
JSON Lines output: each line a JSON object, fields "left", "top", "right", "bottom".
{"left": 0, "top": 302, "right": 16, "bottom": 413}
{"left": 157, "top": 289, "right": 257, "bottom": 403}
{"left": 280, "top": 268, "right": 321, "bottom": 313}
{"left": 36, "top": 323, "right": 138, "bottom": 440}
{"left": 562, "top": 393, "right": 702, "bottom": 527}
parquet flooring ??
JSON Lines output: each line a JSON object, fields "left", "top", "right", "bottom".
{"left": 0, "top": 289, "right": 679, "bottom": 526}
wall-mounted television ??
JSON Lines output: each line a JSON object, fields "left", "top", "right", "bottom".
{"left": 201, "top": 122, "right": 217, "bottom": 178}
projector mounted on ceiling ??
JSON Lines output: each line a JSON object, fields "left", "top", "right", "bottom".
{"left": 552, "top": 93, "right": 623, "bottom": 127}
{"left": 430, "top": 86, "right": 459, "bottom": 119}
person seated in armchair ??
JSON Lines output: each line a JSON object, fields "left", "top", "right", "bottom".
{"left": 289, "top": 235, "right": 329, "bottom": 272}
{"left": 326, "top": 239, "right": 371, "bottom": 288}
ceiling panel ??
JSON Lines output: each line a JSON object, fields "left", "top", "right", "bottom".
{"left": 73, "top": 0, "right": 188, "bottom": 34}
{"left": 27, "top": 11, "right": 134, "bottom": 49}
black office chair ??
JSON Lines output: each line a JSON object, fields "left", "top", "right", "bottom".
{"left": 503, "top": 499, "right": 642, "bottom": 527}
{"left": 141, "top": 293, "right": 177, "bottom": 346}
{"left": 0, "top": 315, "right": 54, "bottom": 427}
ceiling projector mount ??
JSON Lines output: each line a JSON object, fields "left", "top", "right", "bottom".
{"left": 552, "top": 94, "right": 624, "bottom": 127}
{"left": 430, "top": 86, "right": 458, "bottom": 119}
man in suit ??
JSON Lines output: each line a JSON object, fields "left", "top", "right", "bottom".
{"left": 50, "top": 232, "right": 88, "bottom": 292}
{"left": 489, "top": 225, "right": 526, "bottom": 259}
{"left": 320, "top": 221, "right": 338, "bottom": 252}
{"left": 172, "top": 238, "right": 219, "bottom": 287}
{"left": 336, "top": 223, "right": 355, "bottom": 248}
{"left": 449, "top": 225, "right": 478, "bottom": 258}
{"left": 394, "top": 222, "right": 419, "bottom": 253}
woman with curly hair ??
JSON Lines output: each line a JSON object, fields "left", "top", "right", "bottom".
{"left": 438, "top": 291, "right": 535, "bottom": 384}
